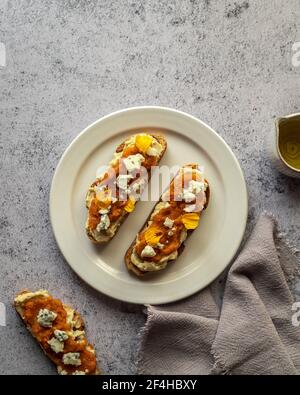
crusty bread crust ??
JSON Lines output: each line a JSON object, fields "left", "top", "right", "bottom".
{"left": 14, "top": 290, "right": 100, "bottom": 375}
{"left": 86, "top": 133, "right": 167, "bottom": 244}
{"left": 124, "top": 164, "right": 210, "bottom": 276}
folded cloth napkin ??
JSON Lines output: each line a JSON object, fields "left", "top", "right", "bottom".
{"left": 137, "top": 213, "right": 300, "bottom": 375}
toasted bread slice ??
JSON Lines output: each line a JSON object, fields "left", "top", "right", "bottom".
{"left": 14, "top": 290, "right": 100, "bottom": 375}
{"left": 125, "top": 164, "right": 210, "bottom": 276}
{"left": 86, "top": 133, "right": 167, "bottom": 244}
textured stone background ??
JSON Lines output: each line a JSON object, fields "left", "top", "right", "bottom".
{"left": 0, "top": 0, "right": 299, "bottom": 374}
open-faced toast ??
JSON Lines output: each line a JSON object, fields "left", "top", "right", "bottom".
{"left": 125, "top": 164, "right": 210, "bottom": 276}
{"left": 14, "top": 289, "right": 100, "bottom": 375}
{"left": 86, "top": 133, "right": 167, "bottom": 243}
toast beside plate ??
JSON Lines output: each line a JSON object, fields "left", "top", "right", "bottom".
{"left": 14, "top": 289, "right": 100, "bottom": 375}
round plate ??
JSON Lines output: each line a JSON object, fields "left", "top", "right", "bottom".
{"left": 50, "top": 107, "right": 248, "bottom": 305}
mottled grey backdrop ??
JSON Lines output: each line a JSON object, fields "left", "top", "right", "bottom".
{"left": 0, "top": 0, "right": 299, "bottom": 375}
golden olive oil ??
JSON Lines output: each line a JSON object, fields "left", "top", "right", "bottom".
{"left": 278, "top": 119, "right": 300, "bottom": 171}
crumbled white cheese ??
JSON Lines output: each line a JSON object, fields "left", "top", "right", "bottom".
{"left": 141, "top": 245, "right": 156, "bottom": 258}
{"left": 123, "top": 154, "right": 144, "bottom": 173}
{"left": 168, "top": 230, "right": 174, "bottom": 237}
{"left": 156, "top": 243, "right": 164, "bottom": 250}
{"left": 146, "top": 139, "right": 163, "bottom": 157}
{"left": 111, "top": 196, "right": 118, "bottom": 203}
{"left": 96, "top": 214, "right": 110, "bottom": 232}
{"left": 182, "top": 190, "right": 196, "bottom": 203}
{"left": 184, "top": 204, "right": 197, "bottom": 213}
{"left": 65, "top": 307, "right": 74, "bottom": 327}
{"left": 57, "top": 366, "right": 68, "bottom": 375}
{"left": 48, "top": 337, "right": 64, "bottom": 353}
{"left": 99, "top": 206, "right": 111, "bottom": 215}
{"left": 63, "top": 352, "right": 81, "bottom": 366}
{"left": 164, "top": 217, "right": 174, "bottom": 228}
{"left": 188, "top": 180, "right": 206, "bottom": 194}
{"left": 72, "top": 370, "right": 86, "bottom": 375}
{"left": 37, "top": 309, "right": 57, "bottom": 328}
{"left": 54, "top": 330, "right": 69, "bottom": 342}
{"left": 116, "top": 174, "right": 133, "bottom": 190}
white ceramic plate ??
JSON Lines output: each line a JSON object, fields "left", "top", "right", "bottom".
{"left": 50, "top": 107, "right": 248, "bottom": 305}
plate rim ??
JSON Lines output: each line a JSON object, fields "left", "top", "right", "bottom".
{"left": 50, "top": 106, "right": 248, "bottom": 305}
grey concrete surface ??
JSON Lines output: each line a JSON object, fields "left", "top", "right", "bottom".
{"left": 0, "top": 0, "right": 299, "bottom": 375}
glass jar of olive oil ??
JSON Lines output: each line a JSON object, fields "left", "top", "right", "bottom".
{"left": 266, "top": 113, "right": 300, "bottom": 178}
{"left": 278, "top": 115, "right": 300, "bottom": 172}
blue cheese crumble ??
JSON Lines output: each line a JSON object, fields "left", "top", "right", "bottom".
{"left": 48, "top": 337, "right": 64, "bottom": 353}
{"left": 72, "top": 370, "right": 87, "bottom": 375}
{"left": 63, "top": 352, "right": 82, "bottom": 366}
{"left": 123, "top": 154, "right": 144, "bottom": 173}
{"left": 54, "top": 329, "right": 69, "bottom": 342}
{"left": 96, "top": 214, "right": 110, "bottom": 231}
{"left": 37, "top": 309, "right": 57, "bottom": 328}
{"left": 163, "top": 217, "right": 174, "bottom": 228}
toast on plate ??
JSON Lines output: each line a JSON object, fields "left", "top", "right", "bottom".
{"left": 86, "top": 133, "right": 167, "bottom": 243}
{"left": 125, "top": 164, "right": 210, "bottom": 276}
{"left": 14, "top": 289, "right": 100, "bottom": 375}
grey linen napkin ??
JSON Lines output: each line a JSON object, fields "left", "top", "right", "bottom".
{"left": 137, "top": 213, "right": 300, "bottom": 375}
